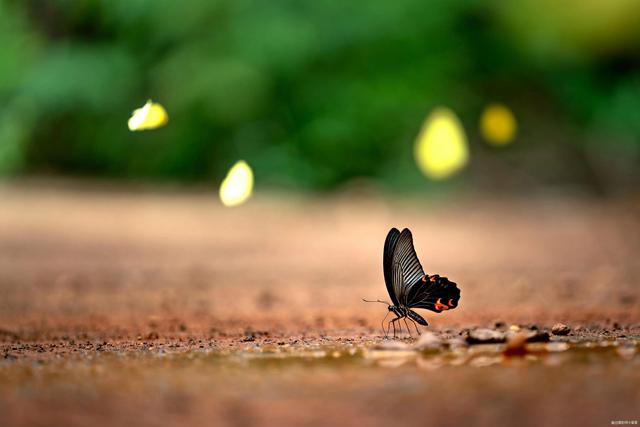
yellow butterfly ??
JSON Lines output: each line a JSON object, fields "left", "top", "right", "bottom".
{"left": 219, "top": 160, "right": 254, "bottom": 207}
{"left": 128, "top": 100, "right": 169, "bottom": 131}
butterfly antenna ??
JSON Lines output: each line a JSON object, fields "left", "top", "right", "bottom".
{"left": 362, "top": 298, "right": 391, "bottom": 306}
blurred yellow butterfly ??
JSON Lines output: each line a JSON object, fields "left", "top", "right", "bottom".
{"left": 219, "top": 160, "right": 254, "bottom": 207}
{"left": 128, "top": 100, "right": 169, "bottom": 131}
{"left": 414, "top": 107, "right": 469, "bottom": 180}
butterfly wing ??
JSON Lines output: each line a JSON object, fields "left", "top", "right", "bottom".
{"left": 406, "top": 274, "right": 460, "bottom": 313}
{"left": 390, "top": 228, "right": 426, "bottom": 305}
{"left": 383, "top": 228, "right": 401, "bottom": 305}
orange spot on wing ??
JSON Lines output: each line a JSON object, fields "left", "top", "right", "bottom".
{"left": 434, "top": 298, "right": 449, "bottom": 311}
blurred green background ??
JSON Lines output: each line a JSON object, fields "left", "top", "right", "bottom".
{"left": 1, "top": 0, "right": 640, "bottom": 194}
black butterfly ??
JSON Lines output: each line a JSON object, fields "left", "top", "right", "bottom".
{"left": 364, "top": 228, "right": 461, "bottom": 337}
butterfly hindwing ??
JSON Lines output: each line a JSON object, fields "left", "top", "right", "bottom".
{"left": 407, "top": 274, "right": 461, "bottom": 313}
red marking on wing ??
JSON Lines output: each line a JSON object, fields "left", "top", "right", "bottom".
{"left": 434, "top": 298, "right": 449, "bottom": 311}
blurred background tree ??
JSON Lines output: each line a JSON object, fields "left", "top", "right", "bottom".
{"left": 1, "top": 0, "right": 639, "bottom": 194}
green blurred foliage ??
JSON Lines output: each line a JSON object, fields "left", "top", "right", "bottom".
{"left": 1, "top": 0, "right": 639, "bottom": 192}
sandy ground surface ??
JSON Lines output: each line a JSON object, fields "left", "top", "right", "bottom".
{"left": 0, "top": 182, "right": 639, "bottom": 426}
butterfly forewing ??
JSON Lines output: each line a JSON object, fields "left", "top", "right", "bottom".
{"left": 390, "top": 228, "right": 426, "bottom": 305}
{"left": 383, "top": 228, "right": 401, "bottom": 306}
{"left": 391, "top": 261, "right": 407, "bottom": 304}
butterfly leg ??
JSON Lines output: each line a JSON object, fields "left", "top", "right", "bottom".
{"left": 407, "top": 317, "right": 421, "bottom": 335}
{"left": 396, "top": 315, "right": 407, "bottom": 337}
{"left": 403, "top": 317, "right": 413, "bottom": 338}
{"left": 381, "top": 311, "right": 391, "bottom": 338}
{"left": 389, "top": 317, "right": 400, "bottom": 338}
{"left": 385, "top": 318, "right": 393, "bottom": 339}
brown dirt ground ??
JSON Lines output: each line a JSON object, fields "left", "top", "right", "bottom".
{"left": 1, "top": 182, "right": 639, "bottom": 427}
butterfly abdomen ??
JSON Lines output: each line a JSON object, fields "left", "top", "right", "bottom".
{"left": 408, "top": 309, "right": 428, "bottom": 326}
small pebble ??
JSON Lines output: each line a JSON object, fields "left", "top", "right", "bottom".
{"left": 552, "top": 323, "right": 571, "bottom": 336}
{"left": 465, "top": 328, "right": 506, "bottom": 344}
